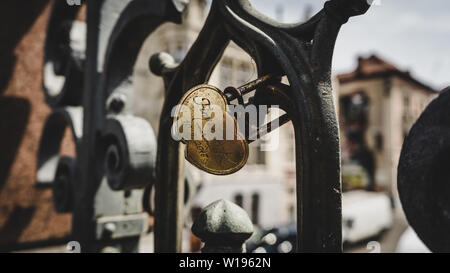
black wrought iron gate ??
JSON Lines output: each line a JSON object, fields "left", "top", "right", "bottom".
{"left": 37, "top": 0, "right": 374, "bottom": 253}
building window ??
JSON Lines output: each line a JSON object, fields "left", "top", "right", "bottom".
{"left": 247, "top": 142, "right": 266, "bottom": 165}
{"left": 233, "top": 193, "right": 243, "bottom": 208}
{"left": 251, "top": 193, "right": 260, "bottom": 225}
{"left": 403, "top": 95, "right": 410, "bottom": 108}
{"left": 256, "top": 143, "right": 266, "bottom": 165}
{"left": 375, "top": 132, "right": 383, "bottom": 152}
{"left": 289, "top": 205, "right": 295, "bottom": 221}
{"left": 236, "top": 63, "right": 252, "bottom": 86}
{"left": 220, "top": 59, "right": 233, "bottom": 88}
{"left": 288, "top": 187, "right": 295, "bottom": 195}
{"left": 287, "top": 129, "right": 295, "bottom": 161}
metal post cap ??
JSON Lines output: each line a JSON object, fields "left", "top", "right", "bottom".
{"left": 192, "top": 199, "right": 253, "bottom": 251}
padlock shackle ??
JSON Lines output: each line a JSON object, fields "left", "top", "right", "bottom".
{"left": 247, "top": 113, "right": 291, "bottom": 144}
{"left": 224, "top": 74, "right": 281, "bottom": 103}
{"left": 223, "top": 77, "right": 293, "bottom": 144}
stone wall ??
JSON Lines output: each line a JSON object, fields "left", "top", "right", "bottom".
{"left": 0, "top": 0, "right": 73, "bottom": 251}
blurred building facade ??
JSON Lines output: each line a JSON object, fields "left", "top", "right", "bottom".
{"left": 337, "top": 55, "right": 438, "bottom": 208}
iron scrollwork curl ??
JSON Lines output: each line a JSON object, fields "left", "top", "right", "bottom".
{"left": 43, "top": 1, "right": 86, "bottom": 107}
{"left": 103, "top": 115, "right": 157, "bottom": 191}
{"left": 52, "top": 156, "right": 77, "bottom": 213}
{"left": 38, "top": 0, "right": 187, "bottom": 252}
{"left": 36, "top": 106, "right": 83, "bottom": 186}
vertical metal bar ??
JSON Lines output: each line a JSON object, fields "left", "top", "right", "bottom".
{"left": 154, "top": 132, "right": 185, "bottom": 252}
{"left": 74, "top": 0, "right": 103, "bottom": 252}
{"left": 297, "top": 6, "right": 348, "bottom": 253}
{"left": 153, "top": 5, "right": 229, "bottom": 252}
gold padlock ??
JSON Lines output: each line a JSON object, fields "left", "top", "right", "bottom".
{"left": 173, "top": 84, "right": 249, "bottom": 175}
{"left": 173, "top": 76, "right": 291, "bottom": 175}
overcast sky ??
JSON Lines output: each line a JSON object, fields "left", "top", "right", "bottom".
{"left": 246, "top": 0, "right": 450, "bottom": 90}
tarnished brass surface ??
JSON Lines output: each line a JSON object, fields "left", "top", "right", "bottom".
{"left": 174, "top": 84, "right": 249, "bottom": 175}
